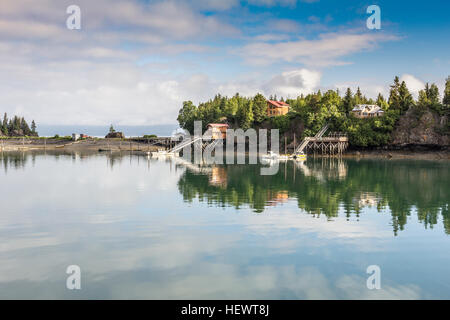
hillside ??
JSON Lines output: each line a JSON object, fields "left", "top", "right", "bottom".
{"left": 391, "top": 108, "right": 449, "bottom": 148}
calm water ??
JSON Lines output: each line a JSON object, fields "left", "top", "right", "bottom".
{"left": 0, "top": 151, "right": 449, "bottom": 299}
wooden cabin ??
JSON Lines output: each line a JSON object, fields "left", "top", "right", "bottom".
{"left": 267, "top": 100, "right": 290, "bottom": 117}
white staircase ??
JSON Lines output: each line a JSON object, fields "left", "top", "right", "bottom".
{"left": 295, "top": 123, "right": 329, "bottom": 154}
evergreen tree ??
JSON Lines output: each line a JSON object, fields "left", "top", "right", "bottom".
{"left": 342, "top": 88, "right": 354, "bottom": 114}
{"left": 398, "top": 81, "right": 414, "bottom": 113}
{"left": 427, "top": 83, "right": 441, "bottom": 106}
{"left": 388, "top": 76, "right": 401, "bottom": 111}
{"left": 20, "top": 117, "right": 31, "bottom": 135}
{"left": 252, "top": 93, "right": 267, "bottom": 123}
{"left": 239, "top": 100, "right": 254, "bottom": 130}
{"left": 354, "top": 87, "right": 363, "bottom": 105}
{"left": 416, "top": 83, "right": 442, "bottom": 113}
{"left": 376, "top": 93, "right": 389, "bottom": 110}
{"left": 224, "top": 97, "right": 238, "bottom": 119}
{"left": 31, "top": 120, "right": 37, "bottom": 135}
{"left": 416, "top": 89, "right": 430, "bottom": 109}
{"left": 12, "top": 116, "right": 20, "bottom": 133}
{"left": 443, "top": 76, "right": 450, "bottom": 108}
{"left": 2, "top": 113, "right": 7, "bottom": 136}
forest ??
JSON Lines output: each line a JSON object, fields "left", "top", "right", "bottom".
{"left": 177, "top": 76, "right": 450, "bottom": 147}
{"left": 0, "top": 113, "right": 38, "bottom": 137}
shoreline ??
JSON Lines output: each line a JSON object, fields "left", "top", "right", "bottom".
{"left": 0, "top": 138, "right": 162, "bottom": 153}
{"left": 1, "top": 139, "right": 449, "bottom": 161}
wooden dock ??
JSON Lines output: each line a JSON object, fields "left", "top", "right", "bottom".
{"left": 295, "top": 124, "right": 349, "bottom": 156}
{"left": 302, "top": 136, "right": 349, "bottom": 155}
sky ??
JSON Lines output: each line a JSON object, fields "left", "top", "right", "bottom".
{"left": 0, "top": 0, "right": 449, "bottom": 128}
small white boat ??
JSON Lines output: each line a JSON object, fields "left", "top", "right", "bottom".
{"left": 260, "top": 151, "right": 280, "bottom": 161}
{"left": 151, "top": 150, "right": 179, "bottom": 157}
{"left": 261, "top": 151, "right": 290, "bottom": 161}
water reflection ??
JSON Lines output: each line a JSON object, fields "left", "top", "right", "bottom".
{"left": 0, "top": 151, "right": 449, "bottom": 299}
{"left": 177, "top": 157, "right": 450, "bottom": 235}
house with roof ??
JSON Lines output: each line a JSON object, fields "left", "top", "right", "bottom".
{"left": 351, "top": 104, "right": 384, "bottom": 119}
{"left": 267, "top": 100, "right": 290, "bottom": 117}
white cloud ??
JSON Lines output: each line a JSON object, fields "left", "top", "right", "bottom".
{"left": 334, "top": 82, "right": 388, "bottom": 100}
{"left": 264, "top": 69, "right": 321, "bottom": 98}
{"left": 247, "top": 0, "right": 298, "bottom": 7}
{"left": 400, "top": 74, "right": 425, "bottom": 98}
{"left": 240, "top": 32, "right": 399, "bottom": 67}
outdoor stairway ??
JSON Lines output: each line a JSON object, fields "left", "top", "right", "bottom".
{"left": 295, "top": 123, "right": 329, "bottom": 154}
{"left": 168, "top": 136, "right": 203, "bottom": 153}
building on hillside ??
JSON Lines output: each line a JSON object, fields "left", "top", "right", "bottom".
{"left": 206, "top": 123, "right": 229, "bottom": 139}
{"left": 351, "top": 104, "right": 384, "bottom": 118}
{"left": 267, "top": 100, "right": 290, "bottom": 117}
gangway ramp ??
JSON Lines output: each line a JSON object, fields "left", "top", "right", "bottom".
{"left": 168, "top": 136, "right": 202, "bottom": 153}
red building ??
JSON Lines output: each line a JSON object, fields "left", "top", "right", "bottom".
{"left": 267, "top": 100, "right": 290, "bottom": 117}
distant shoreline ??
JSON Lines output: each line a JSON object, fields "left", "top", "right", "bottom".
{"left": 1, "top": 137, "right": 448, "bottom": 161}
{"left": 0, "top": 137, "right": 161, "bottom": 152}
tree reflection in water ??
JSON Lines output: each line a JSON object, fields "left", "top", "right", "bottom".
{"left": 177, "top": 158, "right": 450, "bottom": 236}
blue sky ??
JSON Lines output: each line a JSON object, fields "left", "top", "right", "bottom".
{"left": 0, "top": 0, "right": 449, "bottom": 126}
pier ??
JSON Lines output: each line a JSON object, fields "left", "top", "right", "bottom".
{"left": 295, "top": 124, "right": 349, "bottom": 156}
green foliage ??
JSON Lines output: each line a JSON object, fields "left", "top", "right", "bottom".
{"left": 143, "top": 134, "right": 157, "bottom": 139}
{"left": 175, "top": 76, "right": 448, "bottom": 148}
{"left": 444, "top": 76, "right": 450, "bottom": 108}
{"left": 0, "top": 112, "right": 37, "bottom": 137}
{"left": 178, "top": 159, "right": 449, "bottom": 234}
{"left": 345, "top": 110, "right": 399, "bottom": 147}
{"left": 239, "top": 99, "right": 254, "bottom": 130}
{"left": 416, "top": 83, "right": 444, "bottom": 114}
{"left": 177, "top": 100, "right": 198, "bottom": 134}
{"left": 269, "top": 115, "right": 290, "bottom": 133}
{"left": 376, "top": 93, "right": 389, "bottom": 110}
{"left": 388, "top": 76, "right": 401, "bottom": 111}
{"left": 398, "top": 81, "right": 414, "bottom": 113}
{"left": 252, "top": 93, "right": 267, "bottom": 123}
{"left": 341, "top": 88, "right": 354, "bottom": 114}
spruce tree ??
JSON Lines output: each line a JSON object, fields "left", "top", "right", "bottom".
{"left": 2, "top": 113, "right": 7, "bottom": 135}
{"left": 376, "top": 93, "right": 389, "bottom": 110}
{"left": 443, "top": 76, "right": 450, "bottom": 108}
{"left": 31, "top": 120, "right": 37, "bottom": 135}
{"left": 388, "top": 76, "right": 401, "bottom": 111}
{"left": 354, "top": 87, "right": 363, "bottom": 105}
{"left": 252, "top": 93, "right": 267, "bottom": 123}
{"left": 398, "top": 81, "right": 414, "bottom": 113}
{"left": 342, "top": 88, "right": 354, "bottom": 114}
{"left": 240, "top": 100, "right": 254, "bottom": 130}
